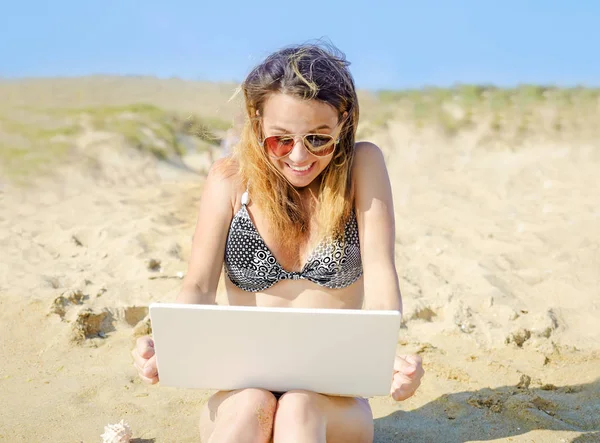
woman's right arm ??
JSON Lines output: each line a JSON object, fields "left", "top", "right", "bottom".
{"left": 132, "top": 158, "right": 237, "bottom": 384}
{"left": 176, "top": 158, "right": 238, "bottom": 305}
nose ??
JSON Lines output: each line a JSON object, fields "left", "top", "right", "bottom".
{"left": 286, "top": 137, "right": 311, "bottom": 164}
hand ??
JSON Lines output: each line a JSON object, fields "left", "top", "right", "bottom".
{"left": 131, "top": 335, "right": 159, "bottom": 384}
{"left": 390, "top": 354, "right": 424, "bottom": 401}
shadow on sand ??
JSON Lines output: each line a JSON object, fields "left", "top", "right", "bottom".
{"left": 571, "top": 432, "right": 600, "bottom": 442}
{"left": 374, "top": 378, "right": 600, "bottom": 442}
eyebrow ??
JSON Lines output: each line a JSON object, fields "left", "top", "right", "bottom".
{"left": 269, "top": 124, "right": 332, "bottom": 133}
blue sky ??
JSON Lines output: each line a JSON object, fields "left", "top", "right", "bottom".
{"left": 2, "top": 1, "right": 598, "bottom": 90}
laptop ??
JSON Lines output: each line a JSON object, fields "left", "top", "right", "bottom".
{"left": 149, "top": 303, "right": 401, "bottom": 398}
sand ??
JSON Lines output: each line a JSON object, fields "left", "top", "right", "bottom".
{"left": 1, "top": 116, "right": 599, "bottom": 442}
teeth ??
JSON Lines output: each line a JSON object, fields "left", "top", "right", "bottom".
{"left": 288, "top": 163, "right": 313, "bottom": 172}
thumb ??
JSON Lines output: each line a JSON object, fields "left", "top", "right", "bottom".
{"left": 394, "top": 355, "right": 417, "bottom": 376}
{"left": 403, "top": 354, "right": 422, "bottom": 367}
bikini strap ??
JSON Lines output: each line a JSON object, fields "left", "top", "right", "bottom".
{"left": 241, "top": 189, "right": 249, "bottom": 206}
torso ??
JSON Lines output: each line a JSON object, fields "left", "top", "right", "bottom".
{"left": 223, "top": 186, "right": 365, "bottom": 310}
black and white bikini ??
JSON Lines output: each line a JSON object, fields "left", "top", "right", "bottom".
{"left": 224, "top": 191, "right": 363, "bottom": 292}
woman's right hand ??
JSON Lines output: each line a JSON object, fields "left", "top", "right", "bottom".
{"left": 132, "top": 335, "right": 159, "bottom": 384}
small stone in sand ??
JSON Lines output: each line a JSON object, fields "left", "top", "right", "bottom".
{"left": 516, "top": 374, "right": 532, "bottom": 390}
{"left": 506, "top": 328, "right": 531, "bottom": 347}
{"left": 146, "top": 258, "right": 161, "bottom": 272}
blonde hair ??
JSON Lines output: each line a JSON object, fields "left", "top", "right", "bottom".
{"left": 232, "top": 42, "right": 360, "bottom": 254}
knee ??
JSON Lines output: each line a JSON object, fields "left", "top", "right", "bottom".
{"left": 228, "top": 389, "right": 278, "bottom": 439}
{"left": 237, "top": 388, "right": 278, "bottom": 408}
{"left": 276, "top": 390, "right": 324, "bottom": 425}
{"left": 237, "top": 388, "right": 278, "bottom": 422}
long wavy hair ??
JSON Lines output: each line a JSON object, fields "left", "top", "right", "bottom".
{"left": 232, "top": 42, "right": 360, "bottom": 254}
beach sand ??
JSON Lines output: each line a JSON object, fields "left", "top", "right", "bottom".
{"left": 1, "top": 105, "right": 599, "bottom": 442}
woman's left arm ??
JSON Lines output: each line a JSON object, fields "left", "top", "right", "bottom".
{"left": 353, "top": 142, "right": 402, "bottom": 313}
{"left": 354, "top": 142, "right": 424, "bottom": 401}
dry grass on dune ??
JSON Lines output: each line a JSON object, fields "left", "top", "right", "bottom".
{"left": 0, "top": 75, "right": 242, "bottom": 116}
{"left": 2, "top": 76, "right": 599, "bottom": 185}
{"left": 358, "top": 84, "right": 600, "bottom": 145}
{"left": 0, "top": 105, "right": 227, "bottom": 186}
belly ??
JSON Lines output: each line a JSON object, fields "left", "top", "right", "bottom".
{"left": 224, "top": 276, "right": 364, "bottom": 309}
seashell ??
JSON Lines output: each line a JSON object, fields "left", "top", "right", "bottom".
{"left": 100, "top": 419, "right": 132, "bottom": 443}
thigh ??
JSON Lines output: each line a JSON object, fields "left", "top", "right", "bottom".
{"left": 275, "top": 391, "right": 373, "bottom": 443}
{"left": 323, "top": 396, "right": 374, "bottom": 443}
{"left": 199, "top": 388, "right": 277, "bottom": 442}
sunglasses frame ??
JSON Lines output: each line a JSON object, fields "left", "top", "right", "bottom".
{"left": 259, "top": 115, "right": 349, "bottom": 160}
{"left": 260, "top": 133, "right": 340, "bottom": 159}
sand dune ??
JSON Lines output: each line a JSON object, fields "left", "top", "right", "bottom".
{"left": 0, "top": 80, "right": 599, "bottom": 442}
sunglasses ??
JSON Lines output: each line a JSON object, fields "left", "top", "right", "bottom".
{"left": 261, "top": 133, "right": 339, "bottom": 159}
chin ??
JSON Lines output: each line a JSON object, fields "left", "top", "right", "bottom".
{"left": 285, "top": 175, "right": 314, "bottom": 188}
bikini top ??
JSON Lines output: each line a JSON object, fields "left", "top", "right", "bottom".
{"left": 224, "top": 191, "right": 363, "bottom": 292}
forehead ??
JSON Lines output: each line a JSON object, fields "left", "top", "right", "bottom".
{"left": 261, "top": 93, "right": 338, "bottom": 132}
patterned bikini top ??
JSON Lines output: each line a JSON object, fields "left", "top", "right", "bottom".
{"left": 224, "top": 191, "right": 363, "bottom": 292}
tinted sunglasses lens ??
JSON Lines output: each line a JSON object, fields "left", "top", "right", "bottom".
{"left": 264, "top": 136, "right": 294, "bottom": 157}
{"left": 305, "top": 135, "right": 336, "bottom": 156}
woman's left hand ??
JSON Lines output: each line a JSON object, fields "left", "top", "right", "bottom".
{"left": 390, "top": 354, "right": 424, "bottom": 401}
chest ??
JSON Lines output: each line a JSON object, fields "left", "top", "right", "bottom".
{"left": 246, "top": 204, "right": 320, "bottom": 272}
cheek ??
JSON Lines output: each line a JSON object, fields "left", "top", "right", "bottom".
{"left": 265, "top": 156, "right": 282, "bottom": 171}
{"left": 316, "top": 156, "right": 333, "bottom": 171}
{"left": 273, "top": 158, "right": 287, "bottom": 171}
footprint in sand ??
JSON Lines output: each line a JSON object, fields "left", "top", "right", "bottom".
{"left": 48, "top": 287, "right": 150, "bottom": 343}
{"left": 49, "top": 289, "right": 87, "bottom": 318}
{"left": 70, "top": 305, "right": 150, "bottom": 343}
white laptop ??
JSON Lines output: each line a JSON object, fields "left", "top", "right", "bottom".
{"left": 149, "top": 303, "right": 401, "bottom": 398}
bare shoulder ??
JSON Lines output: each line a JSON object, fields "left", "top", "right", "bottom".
{"left": 207, "top": 155, "right": 239, "bottom": 180}
{"left": 352, "top": 141, "right": 387, "bottom": 179}
{"left": 203, "top": 156, "right": 244, "bottom": 209}
{"left": 351, "top": 140, "right": 393, "bottom": 212}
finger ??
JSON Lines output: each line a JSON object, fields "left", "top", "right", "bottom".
{"left": 390, "top": 372, "right": 419, "bottom": 393}
{"left": 142, "top": 354, "right": 158, "bottom": 378}
{"left": 132, "top": 361, "right": 159, "bottom": 384}
{"left": 404, "top": 356, "right": 425, "bottom": 380}
{"left": 391, "top": 372, "right": 413, "bottom": 389}
{"left": 394, "top": 355, "right": 417, "bottom": 376}
{"left": 403, "top": 354, "right": 423, "bottom": 368}
{"left": 395, "top": 380, "right": 421, "bottom": 401}
{"left": 390, "top": 372, "right": 410, "bottom": 393}
{"left": 136, "top": 336, "right": 155, "bottom": 360}
{"left": 131, "top": 348, "right": 150, "bottom": 369}
{"left": 393, "top": 389, "right": 412, "bottom": 402}
{"left": 415, "top": 365, "right": 425, "bottom": 381}
{"left": 392, "top": 380, "right": 421, "bottom": 401}
{"left": 139, "top": 373, "right": 159, "bottom": 385}
{"left": 133, "top": 361, "right": 144, "bottom": 375}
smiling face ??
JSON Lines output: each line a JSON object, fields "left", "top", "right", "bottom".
{"left": 260, "top": 93, "right": 343, "bottom": 189}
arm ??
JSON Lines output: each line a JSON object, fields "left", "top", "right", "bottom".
{"left": 353, "top": 143, "right": 424, "bottom": 401}
{"left": 132, "top": 159, "right": 237, "bottom": 383}
{"left": 353, "top": 142, "right": 402, "bottom": 314}
{"left": 176, "top": 158, "right": 237, "bottom": 304}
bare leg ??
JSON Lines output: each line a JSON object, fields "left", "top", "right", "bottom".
{"left": 272, "top": 390, "right": 374, "bottom": 443}
{"left": 199, "top": 388, "right": 277, "bottom": 443}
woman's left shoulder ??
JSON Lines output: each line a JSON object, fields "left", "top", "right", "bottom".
{"left": 352, "top": 141, "right": 387, "bottom": 175}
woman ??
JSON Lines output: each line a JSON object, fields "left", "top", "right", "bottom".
{"left": 132, "top": 43, "right": 424, "bottom": 443}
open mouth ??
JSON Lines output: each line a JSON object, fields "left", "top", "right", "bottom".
{"left": 286, "top": 162, "right": 315, "bottom": 175}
